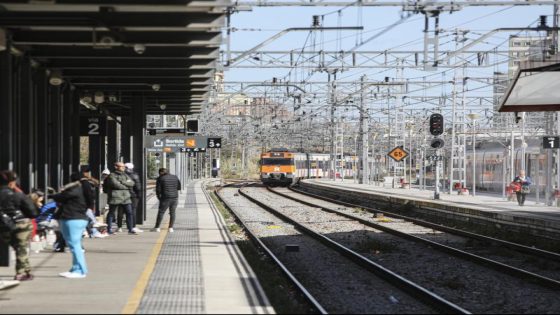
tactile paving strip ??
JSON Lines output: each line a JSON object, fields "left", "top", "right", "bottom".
{"left": 137, "top": 183, "right": 205, "bottom": 314}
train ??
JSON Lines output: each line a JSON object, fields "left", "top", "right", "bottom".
{"left": 260, "top": 139, "right": 555, "bottom": 195}
{"left": 260, "top": 149, "right": 331, "bottom": 185}
{"left": 464, "top": 139, "right": 549, "bottom": 195}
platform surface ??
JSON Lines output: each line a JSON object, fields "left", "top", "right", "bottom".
{"left": 304, "top": 179, "right": 560, "bottom": 223}
{"left": 0, "top": 180, "right": 273, "bottom": 314}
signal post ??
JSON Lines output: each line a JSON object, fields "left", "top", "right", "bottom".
{"left": 429, "top": 113, "right": 444, "bottom": 200}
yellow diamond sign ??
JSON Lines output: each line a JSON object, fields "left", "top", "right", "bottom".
{"left": 388, "top": 146, "right": 409, "bottom": 162}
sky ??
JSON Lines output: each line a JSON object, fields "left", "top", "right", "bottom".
{"left": 224, "top": 4, "right": 555, "bottom": 83}
{"left": 215, "top": 3, "right": 558, "bottom": 132}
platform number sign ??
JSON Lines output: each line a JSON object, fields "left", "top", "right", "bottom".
{"left": 388, "top": 146, "right": 409, "bottom": 162}
{"left": 207, "top": 138, "right": 222, "bottom": 149}
{"left": 543, "top": 136, "right": 560, "bottom": 149}
{"left": 80, "top": 117, "right": 105, "bottom": 136}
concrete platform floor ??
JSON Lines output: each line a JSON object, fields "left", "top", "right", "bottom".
{"left": 0, "top": 180, "right": 273, "bottom": 314}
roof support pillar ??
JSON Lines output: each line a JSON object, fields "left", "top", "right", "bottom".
{"left": 131, "top": 95, "right": 146, "bottom": 224}
{"left": 0, "top": 36, "right": 13, "bottom": 171}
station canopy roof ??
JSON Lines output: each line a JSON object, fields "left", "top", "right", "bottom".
{"left": 499, "top": 58, "right": 560, "bottom": 112}
{"left": 0, "top": 0, "right": 228, "bottom": 115}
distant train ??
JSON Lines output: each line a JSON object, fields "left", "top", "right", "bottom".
{"left": 260, "top": 149, "right": 330, "bottom": 185}
{"left": 465, "top": 139, "right": 548, "bottom": 194}
{"left": 261, "top": 140, "right": 553, "bottom": 193}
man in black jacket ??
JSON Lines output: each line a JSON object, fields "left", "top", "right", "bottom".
{"left": 0, "top": 170, "right": 40, "bottom": 281}
{"left": 152, "top": 168, "right": 181, "bottom": 233}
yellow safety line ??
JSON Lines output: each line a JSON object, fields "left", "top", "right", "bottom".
{"left": 121, "top": 229, "right": 168, "bottom": 314}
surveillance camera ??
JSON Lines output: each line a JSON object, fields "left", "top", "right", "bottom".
{"left": 152, "top": 84, "right": 160, "bottom": 91}
{"left": 134, "top": 44, "right": 146, "bottom": 55}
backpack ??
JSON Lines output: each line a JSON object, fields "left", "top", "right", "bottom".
{"left": 0, "top": 211, "right": 16, "bottom": 232}
{"left": 0, "top": 191, "right": 17, "bottom": 232}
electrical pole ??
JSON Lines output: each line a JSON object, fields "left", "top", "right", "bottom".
{"left": 329, "top": 71, "right": 337, "bottom": 180}
{"left": 359, "top": 75, "right": 369, "bottom": 184}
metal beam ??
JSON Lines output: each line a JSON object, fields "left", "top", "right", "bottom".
{"left": 234, "top": 1, "right": 559, "bottom": 8}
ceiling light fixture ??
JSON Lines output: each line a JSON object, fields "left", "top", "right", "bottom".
{"left": 94, "top": 91, "right": 105, "bottom": 104}
{"left": 49, "top": 69, "right": 63, "bottom": 86}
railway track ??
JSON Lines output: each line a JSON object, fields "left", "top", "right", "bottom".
{"left": 214, "top": 183, "right": 328, "bottom": 315}
{"left": 285, "top": 185, "right": 560, "bottom": 275}
{"left": 235, "top": 185, "right": 560, "bottom": 313}
{"left": 268, "top": 186, "right": 560, "bottom": 290}
{"left": 217, "top": 183, "right": 467, "bottom": 314}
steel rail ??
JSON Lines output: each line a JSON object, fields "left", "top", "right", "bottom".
{"left": 239, "top": 187, "right": 470, "bottom": 314}
{"left": 213, "top": 183, "right": 328, "bottom": 315}
{"left": 288, "top": 184, "right": 560, "bottom": 262}
{"left": 271, "top": 186, "right": 560, "bottom": 290}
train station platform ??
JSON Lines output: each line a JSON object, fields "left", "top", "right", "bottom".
{"left": 301, "top": 179, "right": 560, "bottom": 241}
{"left": 0, "top": 180, "right": 274, "bottom": 314}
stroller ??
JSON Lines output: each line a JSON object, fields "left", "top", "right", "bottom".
{"left": 36, "top": 200, "right": 59, "bottom": 232}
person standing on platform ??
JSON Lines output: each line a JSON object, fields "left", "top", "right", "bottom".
{"left": 50, "top": 173, "right": 90, "bottom": 279}
{"left": 104, "top": 162, "right": 137, "bottom": 235}
{"left": 0, "top": 170, "right": 40, "bottom": 281}
{"left": 152, "top": 168, "right": 181, "bottom": 233}
{"left": 512, "top": 170, "right": 532, "bottom": 206}
{"left": 80, "top": 167, "right": 107, "bottom": 238}
{"left": 125, "top": 163, "right": 143, "bottom": 233}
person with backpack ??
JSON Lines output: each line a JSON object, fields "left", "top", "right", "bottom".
{"left": 0, "top": 170, "right": 41, "bottom": 281}
{"left": 104, "top": 162, "right": 137, "bottom": 235}
{"left": 152, "top": 168, "right": 181, "bottom": 233}
{"left": 512, "top": 169, "right": 532, "bottom": 206}
{"left": 80, "top": 167, "right": 107, "bottom": 238}
{"left": 50, "top": 173, "right": 90, "bottom": 279}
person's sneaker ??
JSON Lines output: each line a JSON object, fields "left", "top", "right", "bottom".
{"left": 128, "top": 231, "right": 138, "bottom": 235}
{"left": 61, "top": 272, "right": 86, "bottom": 279}
{"left": 93, "top": 233, "right": 108, "bottom": 239}
{"left": 151, "top": 228, "right": 161, "bottom": 232}
{"left": 58, "top": 272, "right": 72, "bottom": 278}
{"left": 169, "top": 228, "right": 174, "bottom": 233}
{"left": 117, "top": 228, "right": 123, "bottom": 233}
{"left": 132, "top": 228, "right": 144, "bottom": 233}
{"left": 14, "top": 273, "right": 34, "bottom": 281}
{"left": 0, "top": 280, "right": 20, "bottom": 290}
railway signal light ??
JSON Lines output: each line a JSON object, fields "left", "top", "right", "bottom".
{"left": 429, "top": 113, "right": 444, "bottom": 136}
{"left": 430, "top": 138, "right": 445, "bottom": 149}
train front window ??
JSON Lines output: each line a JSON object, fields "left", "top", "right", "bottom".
{"left": 262, "top": 158, "right": 294, "bottom": 165}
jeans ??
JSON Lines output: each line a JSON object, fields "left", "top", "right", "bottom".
{"left": 59, "top": 219, "right": 89, "bottom": 275}
{"left": 155, "top": 198, "right": 178, "bottom": 229}
{"left": 85, "top": 209, "right": 100, "bottom": 236}
{"left": 107, "top": 204, "right": 133, "bottom": 233}
{"left": 119, "top": 197, "right": 139, "bottom": 229}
